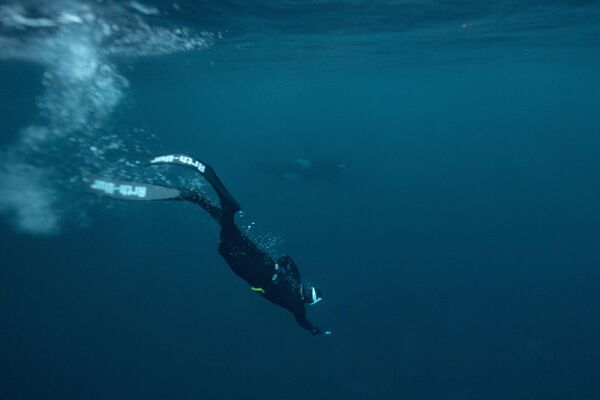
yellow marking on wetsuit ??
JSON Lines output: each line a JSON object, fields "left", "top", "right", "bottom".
{"left": 251, "top": 287, "right": 265, "bottom": 294}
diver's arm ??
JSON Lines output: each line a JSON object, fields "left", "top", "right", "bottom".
{"left": 294, "top": 310, "right": 331, "bottom": 336}
{"left": 294, "top": 311, "right": 321, "bottom": 335}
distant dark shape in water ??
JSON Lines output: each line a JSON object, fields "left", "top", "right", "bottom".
{"left": 257, "top": 158, "right": 349, "bottom": 184}
{"left": 89, "top": 153, "right": 332, "bottom": 336}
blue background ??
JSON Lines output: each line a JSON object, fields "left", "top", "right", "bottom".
{"left": 1, "top": 1, "right": 599, "bottom": 399}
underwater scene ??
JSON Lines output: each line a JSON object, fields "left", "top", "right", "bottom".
{"left": 1, "top": 1, "right": 599, "bottom": 399}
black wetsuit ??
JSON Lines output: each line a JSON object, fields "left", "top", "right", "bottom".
{"left": 181, "top": 192, "right": 325, "bottom": 335}
{"left": 89, "top": 154, "right": 328, "bottom": 335}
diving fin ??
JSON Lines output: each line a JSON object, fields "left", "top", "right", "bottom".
{"left": 89, "top": 177, "right": 181, "bottom": 201}
{"left": 148, "top": 154, "right": 241, "bottom": 212}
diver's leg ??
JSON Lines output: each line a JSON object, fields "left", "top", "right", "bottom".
{"left": 179, "top": 191, "right": 223, "bottom": 224}
{"left": 147, "top": 154, "right": 243, "bottom": 243}
{"left": 149, "top": 154, "right": 241, "bottom": 213}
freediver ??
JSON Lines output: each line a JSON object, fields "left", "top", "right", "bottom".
{"left": 89, "top": 154, "right": 331, "bottom": 336}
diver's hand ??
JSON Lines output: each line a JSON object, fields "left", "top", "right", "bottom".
{"left": 311, "top": 326, "right": 332, "bottom": 336}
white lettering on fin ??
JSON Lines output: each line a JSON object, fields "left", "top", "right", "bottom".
{"left": 91, "top": 179, "right": 147, "bottom": 198}
{"left": 150, "top": 154, "right": 206, "bottom": 173}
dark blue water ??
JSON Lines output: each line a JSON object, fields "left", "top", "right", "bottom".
{"left": 1, "top": 1, "right": 599, "bottom": 399}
